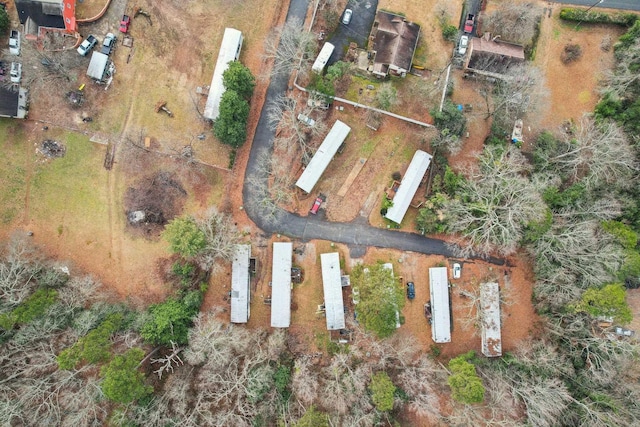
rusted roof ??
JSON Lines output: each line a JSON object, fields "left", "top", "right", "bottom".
{"left": 471, "top": 36, "right": 525, "bottom": 59}
{"left": 372, "top": 11, "right": 420, "bottom": 74}
{"left": 467, "top": 36, "right": 525, "bottom": 75}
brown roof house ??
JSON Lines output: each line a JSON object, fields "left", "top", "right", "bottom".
{"left": 369, "top": 11, "right": 420, "bottom": 78}
{"left": 465, "top": 33, "right": 525, "bottom": 79}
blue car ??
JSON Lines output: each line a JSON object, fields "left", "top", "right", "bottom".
{"left": 406, "top": 282, "right": 415, "bottom": 300}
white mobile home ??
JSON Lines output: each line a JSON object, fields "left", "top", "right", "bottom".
{"left": 204, "top": 28, "right": 243, "bottom": 121}
{"left": 86, "top": 52, "right": 109, "bottom": 81}
{"left": 295, "top": 120, "right": 351, "bottom": 193}
{"left": 480, "top": 282, "right": 502, "bottom": 357}
{"left": 271, "top": 242, "right": 293, "bottom": 328}
{"left": 230, "top": 244, "right": 251, "bottom": 323}
{"left": 429, "top": 267, "right": 451, "bottom": 343}
{"left": 312, "top": 42, "right": 335, "bottom": 73}
{"left": 321, "top": 253, "right": 346, "bottom": 330}
{"left": 385, "top": 150, "right": 432, "bottom": 224}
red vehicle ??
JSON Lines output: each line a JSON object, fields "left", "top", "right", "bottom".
{"left": 119, "top": 15, "right": 131, "bottom": 33}
{"left": 464, "top": 13, "right": 475, "bottom": 34}
{"left": 310, "top": 197, "right": 323, "bottom": 215}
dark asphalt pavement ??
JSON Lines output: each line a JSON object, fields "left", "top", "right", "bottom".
{"left": 327, "top": 0, "right": 378, "bottom": 65}
{"left": 241, "top": 0, "right": 505, "bottom": 264}
{"left": 552, "top": 0, "right": 640, "bottom": 11}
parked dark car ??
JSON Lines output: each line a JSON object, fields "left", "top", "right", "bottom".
{"left": 406, "top": 282, "right": 415, "bottom": 300}
{"left": 101, "top": 33, "right": 116, "bottom": 55}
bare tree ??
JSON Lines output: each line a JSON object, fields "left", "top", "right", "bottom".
{"left": 196, "top": 208, "right": 241, "bottom": 270}
{"left": 478, "top": 63, "right": 548, "bottom": 130}
{"left": 447, "top": 145, "right": 547, "bottom": 256}
{"left": 603, "top": 37, "right": 640, "bottom": 98}
{"left": 263, "top": 18, "right": 317, "bottom": 78}
{"left": 291, "top": 358, "right": 319, "bottom": 406}
{"left": 545, "top": 116, "right": 637, "bottom": 190}
{"left": 482, "top": 2, "right": 543, "bottom": 45}
{"left": 0, "top": 234, "right": 41, "bottom": 307}
{"left": 151, "top": 340, "right": 184, "bottom": 379}
{"left": 245, "top": 148, "right": 294, "bottom": 225}
{"left": 397, "top": 355, "right": 445, "bottom": 419}
{"left": 267, "top": 94, "right": 327, "bottom": 164}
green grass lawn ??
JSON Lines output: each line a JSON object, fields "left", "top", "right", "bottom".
{"left": 0, "top": 120, "right": 28, "bottom": 225}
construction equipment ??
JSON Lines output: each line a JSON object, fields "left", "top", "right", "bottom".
{"left": 155, "top": 101, "right": 174, "bottom": 118}
{"left": 134, "top": 7, "right": 152, "bottom": 25}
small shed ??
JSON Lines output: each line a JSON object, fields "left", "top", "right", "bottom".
{"left": 312, "top": 42, "right": 335, "bottom": 74}
{"left": 429, "top": 267, "right": 451, "bottom": 343}
{"left": 321, "top": 253, "right": 345, "bottom": 330}
{"left": 480, "top": 282, "right": 502, "bottom": 357}
{"left": 86, "top": 52, "right": 109, "bottom": 81}
{"left": 385, "top": 150, "right": 432, "bottom": 224}
{"left": 204, "top": 28, "right": 243, "bottom": 121}
{"left": 271, "top": 242, "right": 293, "bottom": 328}
{"left": 230, "top": 244, "right": 251, "bottom": 324}
{"left": 295, "top": 120, "right": 351, "bottom": 193}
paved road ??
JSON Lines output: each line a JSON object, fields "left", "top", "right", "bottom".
{"left": 242, "top": 0, "right": 505, "bottom": 264}
{"left": 327, "top": 0, "right": 378, "bottom": 66}
{"left": 552, "top": 0, "right": 640, "bottom": 11}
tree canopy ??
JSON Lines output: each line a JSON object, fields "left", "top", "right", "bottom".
{"left": 141, "top": 298, "right": 199, "bottom": 346}
{"left": 223, "top": 61, "right": 256, "bottom": 100}
{"left": 575, "top": 283, "right": 633, "bottom": 324}
{"left": 447, "top": 351, "right": 485, "bottom": 404}
{"left": 163, "top": 216, "right": 206, "bottom": 257}
{"left": 369, "top": 371, "right": 396, "bottom": 412}
{"left": 214, "top": 90, "right": 250, "bottom": 148}
{"left": 351, "top": 263, "right": 404, "bottom": 339}
{"left": 100, "top": 348, "right": 152, "bottom": 404}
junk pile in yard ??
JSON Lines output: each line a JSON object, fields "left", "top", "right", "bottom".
{"left": 38, "top": 140, "right": 66, "bottom": 158}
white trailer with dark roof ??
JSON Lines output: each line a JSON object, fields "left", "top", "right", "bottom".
{"left": 271, "top": 242, "right": 292, "bottom": 328}
{"left": 295, "top": 120, "right": 351, "bottom": 194}
{"left": 480, "top": 282, "right": 502, "bottom": 357}
{"left": 230, "top": 244, "right": 251, "bottom": 323}
{"left": 429, "top": 267, "right": 451, "bottom": 343}
{"left": 204, "top": 28, "right": 243, "bottom": 121}
{"left": 385, "top": 150, "right": 432, "bottom": 224}
{"left": 312, "top": 42, "right": 335, "bottom": 73}
{"left": 321, "top": 253, "right": 345, "bottom": 330}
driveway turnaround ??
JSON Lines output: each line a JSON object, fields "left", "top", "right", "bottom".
{"left": 242, "top": 0, "right": 505, "bottom": 265}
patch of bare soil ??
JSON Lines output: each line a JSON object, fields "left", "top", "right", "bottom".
{"left": 123, "top": 171, "right": 187, "bottom": 239}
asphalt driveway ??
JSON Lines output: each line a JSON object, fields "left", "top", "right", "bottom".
{"left": 327, "top": 0, "right": 378, "bottom": 65}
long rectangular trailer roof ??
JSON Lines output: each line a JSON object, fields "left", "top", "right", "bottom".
{"left": 321, "top": 252, "right": 345, "bottom": 330}
{"left": 204, "top": 28, "right": 243, "bottom": 121}
{"left": 429, "top": 267, "right": 451, "bottom": 343}
{"left": 230, "top": 244, "right": 251, "bottom": 323}
{"left": 271, "top": 242, "right": 292, "bottom": 328}
{"left": 385, "top": 150, "right": 432, "bottom": 224}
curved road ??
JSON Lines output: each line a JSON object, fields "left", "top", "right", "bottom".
{"left": 242, "top": 0, "right": 503, "bottom": 264}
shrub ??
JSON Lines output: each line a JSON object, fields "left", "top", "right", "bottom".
{"left": 369, "top": 371, "right": 396, "bottom": 411}
{"left": 214, "top": 90, "right": 250, "bottom": 148}
{"left": 163, "top": 216, "right": 206, "bottom": 257}
{"left": 447, "top": 351, "right": 485, "bottom": 404}
{"left": 561, "top": 43, "right": 582, "bottom": 63}
{"left": 559, "top": 8, "right": 638, "bottom": 26}
{"left": 0, "top": 8, "right": 9, "bottom": 34}
{"left": 141, "top": 298, "right": 199, "bottom": 346}
{"left": 100, "top": 348, "right": 152, "bottom": 404}
{"left": 0, "top": 288, "right": 58, "bottom": 330}
{"left": 442, "top": 24, "right": 458, "bottom": 42}
{"left": 575, "top": 283, "right": 633, "bottom": 324}
{"left": 222, "top": 61, "right": 255, "bottom": 100}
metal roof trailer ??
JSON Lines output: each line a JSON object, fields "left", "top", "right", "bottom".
{"left": 204, "top": 28, "right": 243, "bottom": 121}
{"left": 295, "top": 120, "right": 351, "bottom": 193}
{"left": 385, "top": 150, "right": 432, "bottom": 224}
{"left": 429, "top": 267, "right": 451, "bottom": 343}
{"left": 270, "top": 242, "right": 293, "bottom": 328}
{"left": 230, "top": 244, "right": 251, "bottom": 323}
{"left": 312, "top": 42, "right": 335, "bottom": 74}
{"left": 480, "top": 282, "right": 502, "bottom": 357}
{"left": 321, "top": 252, "right": 346, "bottom": 330}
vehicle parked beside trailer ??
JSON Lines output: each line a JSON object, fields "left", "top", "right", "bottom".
{"left": 77, "top": 35, "right": 97, "bottom": 56}
{"left": 9, "top": 30, "right": 20, "bottom": 55}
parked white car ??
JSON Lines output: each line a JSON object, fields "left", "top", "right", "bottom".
{"left": 297, "top": 113, "right": 316, "bottom": 127}
{"left": 452, "top": 263, "right": 461, "bottom": 279}
{"left": 458, "top": 35, "right": 469, "bottom": 56}
{"left": 10, "top": 62, "right": 22, "bottom": 83}
{"left": 77, "top": 35, "right": 97, "bottom": 56}
{"left": 342, "top": 8, "right": 353, "bottom": 25}
{"left": 9, "top": 30, "right": 20, "bottom": 55}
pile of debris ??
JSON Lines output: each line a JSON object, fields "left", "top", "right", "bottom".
{"left": 39, "top": 140, "right": 66, "bottom": 158}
